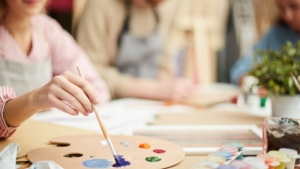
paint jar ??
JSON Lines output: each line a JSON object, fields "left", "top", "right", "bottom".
{"left": 190, "top": 161, "right": 219, "bottom": 169}
{"left": 256, "top": 154, "right": 280, "bottom": 169}
{"left": 230, "top": 160, "right": 251, "bottom": 169}
{"left": 227, "top": 143, "right": 244, "bottom": 160}
{"left": 210, "top": 151, "right": 232, "bottom": 161}
{"left": 260, "top": 97, "right": 267, "bottom": 107}
{"left": 262, "top": 117, "right": 300, "bottom": 157}
{"left": 279, "top": 148, "right": 300, "bottom": 169}
{"left": 268, "top": 151, "right": 290, "bottom": 169}
{"left": 203, "top": 156, "right": 226, "bottom": 164}
{"left": 217, "top": 165, "right": 238, "bottom": 169}
{"left": 243, "top": 157, "right": 268, "bottom": 169}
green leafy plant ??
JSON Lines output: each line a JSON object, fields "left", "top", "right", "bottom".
{"left": 248, "top": 41, "right": 300, "bottom": 96}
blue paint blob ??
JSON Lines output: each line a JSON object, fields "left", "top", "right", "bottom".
{"left": 112, "top": 155, "right": 131, "bottom": 168}
{"left": 82, "top": 159, "right": 111, "bottom": 168}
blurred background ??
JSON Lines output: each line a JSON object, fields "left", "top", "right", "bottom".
{"left": 46, "top": 0, "right": 277, "bottom": 84}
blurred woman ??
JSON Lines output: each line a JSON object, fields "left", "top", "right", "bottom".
{"left": 0, "top": 0, "right": 110, "bottom": 138}
{"left": 230, "top": 0, "right": 300, "bottom": 85}
{"left": 76, "top": 0, "right": 194, "bottom": 101}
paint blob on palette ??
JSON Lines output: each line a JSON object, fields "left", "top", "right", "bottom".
{"left": 153, "top": 149, "right": 166, "bottom": 154}
{"left": 27, "top": 135, "right": 185, "bottom": 169}
{"left": 82, "top": 159, "right": 111, "bottom": 168}
{"left": 139, "top": 143, "right": 151, "bottom": 149}
{"left": 121, "top": 141, "right": 130, "bottom": 147}
{"left": 82, "top": 156, "right": 131, "bottom": 168}
{"left": 112, "top": 155, "right": 131, "bottom": 167}
{"left": 145, "top": 156, "right": 161, "bottom": 162}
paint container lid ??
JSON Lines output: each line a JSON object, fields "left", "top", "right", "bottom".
{"left": 204, "top": 156, "right": 226, "bottom": 164}
{"left": 256, "top": 154, "right": 280, "bottom": 167}
{"left": 211, "top": 151, "right": 232, "bottom": 160}
{"left": 268, "top": 151, "right": 291, "bottom": 162}
{"left": 220, "top": 145, "right": 238, "bottom": 155}
{"left": 227, "top": 143, "right": 244, "bottom": 150}
{"left": 217, "top": 165, "right": 238, "bottom": 169}
{"left": 230, "top": 160, "right": 251, "bottom": 169}
{"left": 279, "top": 148, "right": 300, "bottom": 159}
{"left": 243, "top": 157, "right": 268, "bottom": 169}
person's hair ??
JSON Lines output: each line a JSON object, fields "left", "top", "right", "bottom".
{"left": 0, "top": 0, "right": 7, "bottom": 20}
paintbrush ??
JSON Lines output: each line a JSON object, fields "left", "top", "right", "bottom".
{"left": 77, "top": 67, "right": 130, "bottom": 167}
{"left": 290, "top": 72, "right": 300, "bottom": 92}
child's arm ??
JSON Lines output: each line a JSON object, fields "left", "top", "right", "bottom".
{"left": 1, "top": 71, "right": 101, "bottom": 138}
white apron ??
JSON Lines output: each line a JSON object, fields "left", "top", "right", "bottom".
{"left": 0, "top": 57, "right": 52, "bottom": 96}
{"left": 115, "top": 5, "right": 162, "bottom": 78}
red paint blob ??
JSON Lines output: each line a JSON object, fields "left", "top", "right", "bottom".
{"left": 153, "top": 149, "right": 166, "bottom": 154}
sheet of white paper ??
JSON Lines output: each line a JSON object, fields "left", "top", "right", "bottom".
{"left": 31, "top": 98, "right": 196, "bottom": 134}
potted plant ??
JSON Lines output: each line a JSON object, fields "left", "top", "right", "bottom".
{"left": 248, "top": 41, "right": 300, "bottom": 118}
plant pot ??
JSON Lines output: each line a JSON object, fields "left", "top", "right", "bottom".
{"left": 270, "top": 95, "right": 300, "bottom": 118}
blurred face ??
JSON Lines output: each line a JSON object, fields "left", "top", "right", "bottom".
{"left": 277, "top": 0, "right": 300, "bottom": 32}
{"left": 5, "top": 0, "right": 47, "bottom": 18}
{"left": 131, "top": 0, "right": 164, "bottom": 7}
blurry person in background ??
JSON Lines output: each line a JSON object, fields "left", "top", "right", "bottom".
{"left": 230, "top": 0, "right": 300, "bottom": 86}
{"left": 0, "top": 0, "right": 110, "bottom": 138}
{"left": 76, "top": 0, "right": 194, "bottom": 101}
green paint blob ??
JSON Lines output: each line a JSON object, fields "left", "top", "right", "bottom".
{"left": 145, "top": 156, "right": 161, "bottom": 162}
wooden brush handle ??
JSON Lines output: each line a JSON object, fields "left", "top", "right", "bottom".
{"left": 18, "top": 163, "right": 31, "bottom": 169}
{"left": 92, "top": 104, "right": 109, "bottom": 138}
{"left": 77, "top": 67, "right": 109, "bottom": 139}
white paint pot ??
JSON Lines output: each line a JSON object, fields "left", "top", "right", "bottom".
{"left": 270, "top": 95, "right": 300, "bottom": 118}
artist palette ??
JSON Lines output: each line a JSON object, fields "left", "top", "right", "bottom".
{"left": 27, "top": 135, "right": 185, "bottom": 169}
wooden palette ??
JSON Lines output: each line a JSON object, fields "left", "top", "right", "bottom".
{"left": 27, "top": 135, "right": 185, "bottom": 169}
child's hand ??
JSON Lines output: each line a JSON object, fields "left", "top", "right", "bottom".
{"left": 31, "top": 71, "right": 100, "bottom": 116}
{"left": 159, "top": 77, "right": 195, "bottom": 101}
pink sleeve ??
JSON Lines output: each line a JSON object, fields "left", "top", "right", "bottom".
{"left": 39, "top": 15, "right": 111, "bottom": 103}
{"left": 0, "top": 86, "right": 17, "bottom": 138}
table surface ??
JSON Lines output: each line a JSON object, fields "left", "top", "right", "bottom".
{"left": 14, "top": 83, "right": 271, "bottom": 168}
{"left": 31, "top": 83, "right": 271, "bottom": 134}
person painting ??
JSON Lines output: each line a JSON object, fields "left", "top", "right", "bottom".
{"left": 0, "top": 0, "right": 111, "bottom": 138}
{"left": 76, "top": 0, "right": 194, "bottom": 101}
{"left": 230, "top": 0, "right": 300, "bottom": 86}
